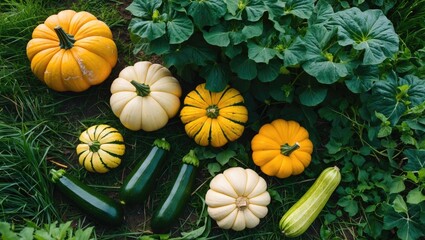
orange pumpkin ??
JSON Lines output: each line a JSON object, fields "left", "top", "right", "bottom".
{"left": 26, "top": 10, "right": 118, "bottom": 92}
{"left": 251, "top": 119, "right": 313, "bottom": 178}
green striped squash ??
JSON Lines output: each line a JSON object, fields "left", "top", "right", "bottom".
{"left": 279, "top": 166, "right": 341, "bottom": 237}
{"left": 76, "top": 124, "right": 125, "bottom": 173}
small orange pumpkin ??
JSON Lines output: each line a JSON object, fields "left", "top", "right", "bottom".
{"left": 251, "top": 119, "right": 313, "bottom": 178}
{"left": 26, "top": 10, "right": 118, "bottom": 92}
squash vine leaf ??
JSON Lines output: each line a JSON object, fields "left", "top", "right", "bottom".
{"left": 403, "top": 149, "right": 425, "bottom": 171}
{"left": 367, "top": 75, "right": 425, "bottom": 125}
{"left": 284, "top": 0, "right": 314, "bottom": 19}
{"left": 184, "top": 0, "right": 227, "bottom": 28}
{"left": 331, "top": 7, "right": 399, "bottom": 65}
{"left": 302, "top": 25, "right": 354, "bottom": 84}
{"left": 383, "top": 199, "right": 425, "bottom": 240}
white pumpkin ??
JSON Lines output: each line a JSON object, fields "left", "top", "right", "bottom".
{"left": 205, "top": 167, "right": 271, "bottom": 231}
{"left": 110, "top": 61, "right": 182, "bottom": 131}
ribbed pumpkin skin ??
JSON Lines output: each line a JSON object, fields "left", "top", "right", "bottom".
{"left": 205, "top": 167, "right": 271, "bottom": 231}
{"left": 180, "top": 83, "right": 248, "bottom": 147}
{"left": 251, "top": 119, "right": 313, "bottom": 178}
{"left": 110, "top": 61, "right": 182, "bottom": 132}
{"left": 76, "top": 125, "right": 125, "bottom": 173}
{"left": 26, "top": 10, "right": 117, "bottom": 92}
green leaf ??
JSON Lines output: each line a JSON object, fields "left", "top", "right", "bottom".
{"left": 378, "top": 125, "right": 392, "bottom": 138}
{"left": 163, "top": 42, "right": 217, "bottom": 68}
{"left": 202, "top": 24, "right": 230, "bottom": 47}
{"left": 284, "top": 0, "right": 314, "bottom": 19}
{"left": 187, "top": 0, "right": 227, "bottom": 28}
{"left": 298, "top": 85, "right": 327, "bottom": 107}
{"left": 243, "top": 0, "right": 267, "bottom": 21}
{"left": 407, "top": 188, "right": 425, "bottom": 205}
{"left": 393, "top": 195, "right": 408, "bottom": 213}
{"left": 0, "top": 222, "right": 19, "bottom": 240}
{"left": 364, "top": 215, "right": 384, "bottom": 239}
{"left": 224, "top": 44, "right": 243, "bottom": 58}
{"left": 345, "top": 65, "right": 379, "bottom": 93}
{"left": 230, "top": 54, "right": 257, "bottom": 80}
{"left": 331, "top": 7, "right": 399, "bottom": 65}
{"left": 247, "top": 41, "right": 277, "bottom": 64}
{"left": 308, "top": 0, "right": 334, "bottom": 26}
{"left": 403, "top": 149, "right": 425, "bottom": 171}
{"left": 337, "top": 196, "right": 359, "bottom": 216}
{"left": 263, "top": 0, "right": 286, "bottom": 20}
{"left": 126, "top": 0, "right": 162, "bottom": 18}
{"left": 389, "top": 177, "right": 405, "bottom": 194}
{"left": 352, "top": 154, "right": 366, "bottom": 166}
{"left": 226, "top": 0, "right": 267, "bottom": 22}
{"left": 19, "top": 227, "right": 34, "bottom": 240}
{"left": 207, "top": 162, "right": 221, "bottom": 176}
{"left": 383, "top": 203, "right": 425, "bottom": 240}
{"left": 166, "top": 14, "right": 194, "bottom": 44}
{"left": 367, "top": 76, "right": 407, "bottom": 126}
{"left": 401, "top": 75, "right": 425, "bottom": 107}
{"left": 276, "top": 36, "right": 306, "bottom": 67}
{"left": 202, "top": 21, "right": 263, "bottom": 47}
{"left": 268, "top": 189, "right": 283, "bottom": 204}
{"left": 128, "top": 18, "right": 166, "bottom": 41}
{"left": 201, "top": 63, "right": 232, "bottom": 92}
{"left": 257, "top": 60, "right": 280, "bottom": 82}
{"left": 302, "top": 25, "right": 350, "bottom": 84}
{"left": 216, "top": 149, "right": 237, "bottom": 166}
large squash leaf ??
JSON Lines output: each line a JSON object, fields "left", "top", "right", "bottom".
{"left": 202, "top": 21, "right": 263, "bottom": 47}
{"left": 331, "top": 7, "right": 399, "bottom": 65}
{"left": 345, "top": 65, "right": 379, "bottom": 93}
{"left": 225, "top": 0, "right": 267, "bottom": 22}
{"left": 302, "top": 25, "right": 355, "bottom": 84}
{"left": 184, "top": 0, "right": 227, "bottom": 28}
{"left": 383, "top": 198, "right": 425, "bottom": 240}
{"left": 284, "top": 0, "right": 314, "bottom": 19}
{"left": 127, "top": 0, "right": 193, "bottom": 44}
{"left": 367, "top": 75, "right": 425, "bottom": 125}
{"left": 201, "top": 63, "right": 232, "bottom": 92}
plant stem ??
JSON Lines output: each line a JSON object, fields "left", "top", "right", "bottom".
{"left": 54, "top": 26, "right": 75, "bottom": 49}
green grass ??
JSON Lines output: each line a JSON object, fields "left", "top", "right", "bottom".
{"left": 388, "top": 0, "right": 425, "bottom": 52}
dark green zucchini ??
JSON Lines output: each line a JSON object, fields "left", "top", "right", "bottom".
{"left": 150, "top": 149, "right": 199, "bottom": 233}
{"left": 119, "top": 138, "right": 170, "bottom": 205}
{"left": 50, "top": 169, "right": 123, "bottom": 226}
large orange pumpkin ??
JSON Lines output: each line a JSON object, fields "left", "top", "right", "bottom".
{"left": 26, "top": 10, "right": 118, "bottom": 92}
{"left": 251, "top": 119, "right": 313, "bottom": 178}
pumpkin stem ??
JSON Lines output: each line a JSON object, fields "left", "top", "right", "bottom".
{"left": 88, "top": 140, "right": 101, "bottom": 152}
{"left": 206, "top": 105, "right": 220, "bottom": 118}
{"left": 281, "top": 142, "right": 300, "bottom": 156}
{"left": 182, "top": 149, "right": 200, "bottom": 167}
{"left": 236, "top": 197, "right": 248, "bottom": 209}
{"left": 54, "top": 26, "right": 75, "bottom": 49}
{"left": 130, "top": 80, "right": 151, "bottom": 97}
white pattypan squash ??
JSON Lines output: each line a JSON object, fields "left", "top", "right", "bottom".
{"left": 205, "top": 167, "right": 271, "bottom": 231}
{"left": 110, "top": 61, "right": 182, "bottom": 131}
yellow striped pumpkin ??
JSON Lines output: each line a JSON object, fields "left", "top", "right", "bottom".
{"left": 180, "top": 83, "right": 248, "bottom": 147}
{"left": 76, "top": 124, "right": 125, "bottom": 173}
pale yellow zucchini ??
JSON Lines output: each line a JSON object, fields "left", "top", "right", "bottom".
{"left": 279, "top": 166, "right": 341, "bottom": 237}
